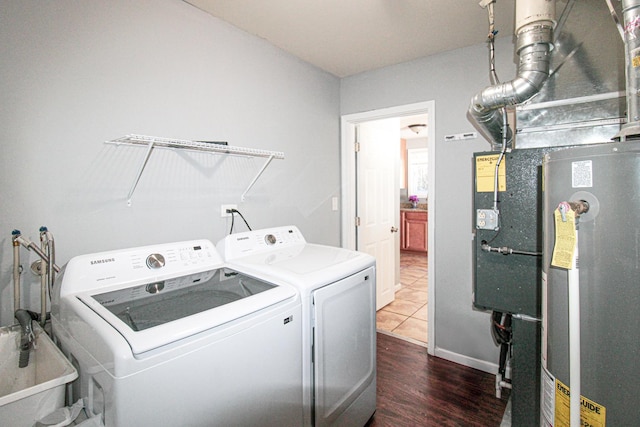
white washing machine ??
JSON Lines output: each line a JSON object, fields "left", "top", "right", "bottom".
{"left": 217, "top": 226, "right": 377, "bottom": 427}
{"left": 51, "top": 240, "right": 303, "bottom": 427}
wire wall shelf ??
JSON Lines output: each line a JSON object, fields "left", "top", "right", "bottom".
{"left": 106, "top": 134, "right": 285, "bottom": 206}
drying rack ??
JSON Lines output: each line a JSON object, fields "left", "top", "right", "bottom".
{"left": 106, "top": 134, "right": 285, "bottom": 206}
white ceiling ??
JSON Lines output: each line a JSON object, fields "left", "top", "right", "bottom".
{"left": 184, "top": 0, "right": 516, "bottom": 78}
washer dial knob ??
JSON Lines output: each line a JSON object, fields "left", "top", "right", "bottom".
{"left": 146, "top": 282, "right": 165, "bottom": 294}
{"left": 146, "top": 253, "right": 165, "bottom": 269}
{"left": 265, "top": 234, "right": 277, "bottom": 245}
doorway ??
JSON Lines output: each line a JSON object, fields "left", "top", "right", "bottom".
{"left": 377, "top": 251, "right": 428, "bottom": 345}
{"left": 340, "top": 100, "right": 435, "bottom": 355}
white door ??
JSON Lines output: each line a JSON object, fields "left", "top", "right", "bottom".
{"left": 356, "top": 118, "right": 400, "bottom": 309}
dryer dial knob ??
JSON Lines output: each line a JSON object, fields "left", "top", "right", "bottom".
{"left": 265, "top": 234, "right": 277, "bottom": 245}
{"left": 146, "top": 253, "right": 165, "bottom": 269}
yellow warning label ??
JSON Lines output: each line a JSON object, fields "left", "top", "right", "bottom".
{"left": 551, "top": 206, "right": 576, "bottom": 269}
{"left": 633, "top": 55, "right": 640, "bottom": 68}
{"left": 475, "top": 154, "right": 506, "bottom": 192}
{"left": 555, "top": 379, "right": 606, "bottom": 427}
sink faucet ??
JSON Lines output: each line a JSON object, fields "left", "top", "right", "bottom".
{"left": 14, "top": 309, "right": 35, "bottom": 368}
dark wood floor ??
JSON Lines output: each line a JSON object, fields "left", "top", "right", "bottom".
{"left": 366, "top": 333, "right": 509, "bottom": 427}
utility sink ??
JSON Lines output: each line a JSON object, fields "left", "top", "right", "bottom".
{"left": 0, "top": 322, "right": 78, "bottom": 427}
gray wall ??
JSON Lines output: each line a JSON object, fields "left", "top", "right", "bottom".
{"left": 1, "top": 0, "right": 528, "bottom": 371}
{"left": 341, "top": 37, "right": 518, "bottom": 366}
{"left": 0, "top": 0, "right": 341, "bottom": 325}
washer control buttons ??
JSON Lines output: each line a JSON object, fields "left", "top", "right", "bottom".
{"left": 146, "top": 253, "right": 166, "bottom": 269}
{"left": 265, "top": 234, "right": 277, "bottom": 245}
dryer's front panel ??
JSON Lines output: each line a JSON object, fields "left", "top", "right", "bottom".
{"left": 313, "top": 266, "right": 376, "bottom": 426}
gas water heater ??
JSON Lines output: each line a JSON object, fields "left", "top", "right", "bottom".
{"left": 541, "top": 141, "right": 640, "bottom": 426}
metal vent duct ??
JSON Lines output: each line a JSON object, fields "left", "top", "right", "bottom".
{"left": 468, "top": 0, "right": 556, "bottom": 149}
{"left": 615, "top": 0, "right": 640, "bottom": 140}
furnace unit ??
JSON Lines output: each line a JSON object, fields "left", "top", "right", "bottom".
{"left": 473, "top": 147, "right": 558, "bottom": 427}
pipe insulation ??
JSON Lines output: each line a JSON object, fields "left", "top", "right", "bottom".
{"left": 468, "top": 0, "right": 556, "bottom": 148}
{"left": 568, "top": 239, "right": 581, "bottom": 427}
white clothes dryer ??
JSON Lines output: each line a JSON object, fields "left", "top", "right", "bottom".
{"left": 217, "top": 226, "right": 377, "bottom": 427}
{"left": 51, "top": 240, "right": 303, "bottom": 427}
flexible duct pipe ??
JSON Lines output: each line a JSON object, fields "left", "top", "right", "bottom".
{"left": 468, "top": 0, "right": 556, "bottom": 148}
{"left": 615, "top": 0, "right": 640, "bottom": 140}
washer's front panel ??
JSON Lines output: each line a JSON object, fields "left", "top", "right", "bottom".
{"left": 96, "top": 302, "right": 303, "bottom": 426}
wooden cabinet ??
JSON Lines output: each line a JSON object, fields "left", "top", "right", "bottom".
{"left": 401, "top": 210, "right": 427, "bottom": 253}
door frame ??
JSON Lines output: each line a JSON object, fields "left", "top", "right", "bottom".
{"left": 340, "top": 100, "right": 436, "bottom": 355}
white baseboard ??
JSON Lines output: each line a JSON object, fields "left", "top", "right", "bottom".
{"left": 434, "top": 346, "right": 499, "bottom": 375}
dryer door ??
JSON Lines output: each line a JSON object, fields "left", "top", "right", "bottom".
{"left": 313, "top": 266, "right": 376, "bottom": 426}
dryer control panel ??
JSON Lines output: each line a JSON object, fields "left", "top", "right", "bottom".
{"left": 217, "top": 226, "right": 306, "bottom": 260}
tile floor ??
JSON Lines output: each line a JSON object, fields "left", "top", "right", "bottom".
{"left": 376, "top": 251, "right": 428, "bottom": 345}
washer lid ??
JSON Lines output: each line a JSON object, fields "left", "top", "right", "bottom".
{"left": 227, "top": 243, "right": 375, "bottom": 288}
{"left": 247, "top": 244, "right": 362, "bottom": 273}
{"left": 76, "top": 267, "right": 296, "bottom": 354}
{"left": 218, "top": 226, "right": 376, "bottom": 288}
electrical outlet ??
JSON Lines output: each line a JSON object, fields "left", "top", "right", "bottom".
{"left": 221, "top": 204, "right": 237, "bottom": 218}
{"left": 476, "top": 209, "right": 500, "bottom": 230}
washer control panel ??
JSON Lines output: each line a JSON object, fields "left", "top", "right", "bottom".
{"left": 59, "top": 239, "right": 222, "bottom": 296}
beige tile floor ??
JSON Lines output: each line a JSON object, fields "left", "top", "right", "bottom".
{"left": 376, "top": 251, "right": 428, "bottom": 345}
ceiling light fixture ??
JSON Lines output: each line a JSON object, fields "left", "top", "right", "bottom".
{"left": 408, "top": 124, "right": 426, "bottom": 134}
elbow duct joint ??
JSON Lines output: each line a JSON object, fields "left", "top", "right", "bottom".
{"left": 468, "top": 9, "right": 555, "bottom": 148}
